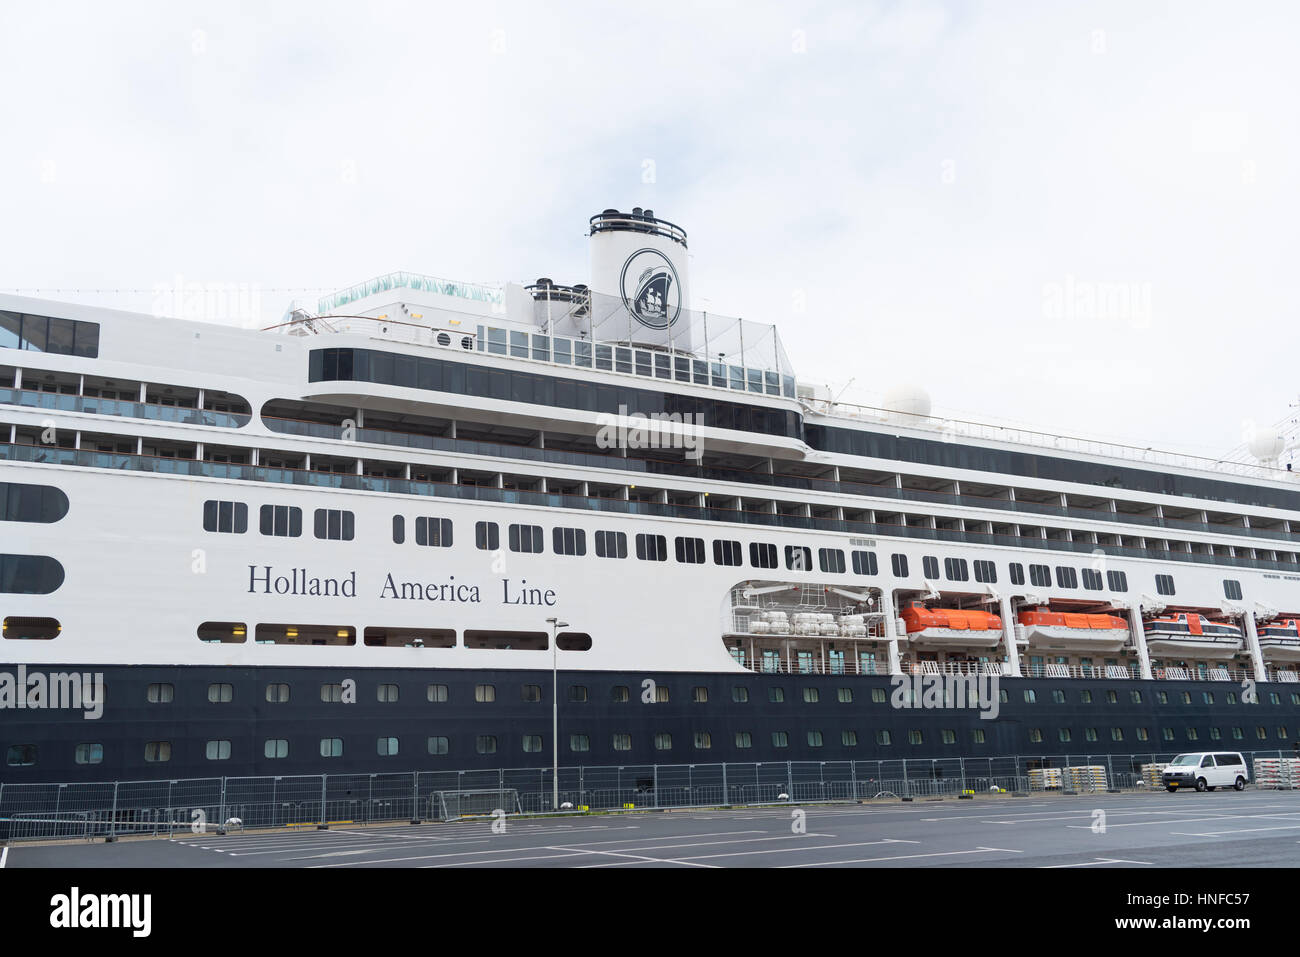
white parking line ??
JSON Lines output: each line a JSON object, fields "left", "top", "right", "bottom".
{"left": 1169, "top": 824, "right": 1300, "bottom": 837}
{"left": 1042, "top": 858, "right": 1154, "bottom": 868}
{"left": 0, "top": 846, "right": 8, "bottom": 869}
{"left": 781, "top": 846, "right": 1022, "bottom": 868}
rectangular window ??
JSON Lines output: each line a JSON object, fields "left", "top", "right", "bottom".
{"left": 1054, "top": 566, "right": 1078, "bottom": 589}
{"left": 654, "top": 733, "right": 672, "bottom": 751}
{"left": 206, "top": 683, "right": 233, "bottom": 703}
{"left": 693, "top": 732, "right": 712, "bottom": 750}
{"left": 713, "top": 540, "right": 742, "bottom": 566}
{"left": 749, "top": 542, "right": 778, "bottom": 569}
{"left": 415, "top": 517, "right": 453, "bottom": 547}
{"left": 785, "top": 545, "right": 811, "bottom": 571}
{"left": 377, "top": 736, "right": 399, "bottom": 756}
{"left": 205, "top": 740, "right": 231, "bottom": 761}
{"left": 692, "top": 686, "right": 708, "bottom": 703}
{"left": 1082, "top": 568, "right": 1103, "bottom": 590}
{"left": 508, "top": 523, "right": 543, "bottom": 553}
{"left": 203, "top": 500, "right": 248, "bottom": 534}
{"left": 1223, "top": 579, "right": 1243, "bottom": 601}
{"left": 74, "top": 743, "right": 104, "bottom": 765}
{"left": 891, "top": 553, "right": 909, "bottom": 577}
{"left": 944, "top": 557, "right": 969, "bottom": 581}
{"left": 144, "top": 742, "right": 172, "bottom": 763}
{"left": 922, "top": 556, "right": 940, "bottom": 579}
{"left": 259, "top": 504, "right": 302, "bottom": 537}
{"left": 392, "top": 515, "right": 405, "bottom": 544}
{"left": 818, "top": 548, "right": 846, "bottom": 574}
{"left": 377, "top": 683, "right": 399, "bottom": 703}
{"left": 553, "top": 527, "right": 587, "bottom": 556}
{"left": 735, "top": 732, "right": 752, "bottom": 749}
{"left": 0, "top": 312, "right": 99, "bottom": 357}
{"left": 732, "top": 686, "right": 749, "bottom": 703}
{"left": 1155, "top": 574, "right": 1176, "bottom": 596}
{"left": 842, "top": 730, "right": 858, "bottom": 747}
{"left": 427, "top": 736, "right": 449, "bottom": 755}
{"left": 807, "top": 731, "right": 824, "bottom": 748}
{"left": 1107, "top": 570, "right": 1128, "bottom": 592}
{"left": 569, "top": 734, "right": 590, "bottom": 753}
{"left": 851, "top": 550, "right": 878, "bottom": 576}
{"left": 636, "top": 534, "right": 667, "bottom": 561}
{"left": 476, "top": 736, "right": 497, "bottom": 754}
{"left": 475, "top": 521, "right": 500, "bottom": 550}
{"left": 674, "top": 536, "right": 705, "bottom": 564}
{"left": 973, "top": 560, "right": 997, "bottom": 584}
{"left": 474, "top": 684, "right": 496, "bottom": 703}
{"left": 1009, "top": 563, "right": 1025, "bottom": 585}
{"left": 146, "top": 683, "right": 174, "bottom": 704}
{"left": 313, "top": 508, "right": 355, "bottom": 541}
{"left": 595, "top": 530, "right": 628, "bottom": 558}
{"left": 771, "top": 731, "right": 789, "bottom": 748}
{"left": 427, "top": 684, "right": 448, "bottom": 703}
{"left": 1029, "top": 564, "right": 1051, "bottom": 587}
{"left": 612, "top": 733, "right": 631, "bottom": 751}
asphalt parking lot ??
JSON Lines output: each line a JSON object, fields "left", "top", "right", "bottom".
{"left": 7, "top": 789, "right": 1300, "bottom": 868}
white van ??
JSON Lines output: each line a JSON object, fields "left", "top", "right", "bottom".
{"left": 1162, "top": 752, "right": 1249, "bottom": 792}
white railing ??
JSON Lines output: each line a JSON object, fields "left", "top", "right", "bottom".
{"left": 803, "top": 398, "right": 1298, "bottom": 484}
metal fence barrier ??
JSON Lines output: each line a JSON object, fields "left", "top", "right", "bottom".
{"left": 2, "top": 749, "right": 1295, "bottom": 842}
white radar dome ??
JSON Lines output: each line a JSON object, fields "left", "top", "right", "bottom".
{"left": 1248, "top": 427, "right": 1286, "bottom": 463}
{"left": 882, "top": 383, "right": 932, "bottom": 423}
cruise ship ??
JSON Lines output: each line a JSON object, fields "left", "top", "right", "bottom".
{"left": 3, "top": 206, "right": 1300, "bottom": 784}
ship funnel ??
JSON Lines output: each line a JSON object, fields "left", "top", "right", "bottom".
{"left": 588, "top": 208, "right": 692, "bottom": 350}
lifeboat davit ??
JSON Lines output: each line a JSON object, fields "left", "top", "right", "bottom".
{"left": 1017, "top": 608, "right": 1129, "bottom": 650}
{"left": 1143, "top": 612, "right": 1244, "bottom": 654}
{"left": 900, "top": 600, "right": 1003, "bottom": 648}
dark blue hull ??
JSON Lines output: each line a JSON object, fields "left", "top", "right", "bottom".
{"left": 2, "top": 664, "right": 1298, "bottom": 783}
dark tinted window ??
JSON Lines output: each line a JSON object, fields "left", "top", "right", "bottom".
{"left": 0, "top": 554, "right": 66, "bottom": 594}
{"left": 0, "top": 483, "right": 69, "bottom": 523}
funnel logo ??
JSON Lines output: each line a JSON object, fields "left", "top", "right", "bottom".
{"left": 620, "top": 248, "right": 681, "bottom": 330}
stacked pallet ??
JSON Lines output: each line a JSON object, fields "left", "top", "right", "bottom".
{"left": 1140, "top": 763, "right": 1168, "bottom": 788}
{"left": 1252, "top": 757, "right": 1300, "bottom": 789}
{"left": 1028, "top": 767, "right": 1064, "bottom": 790}
{"left": 1063, "top": 766, "right": 1109, "bottom": 791}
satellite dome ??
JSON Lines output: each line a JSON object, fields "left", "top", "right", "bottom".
{"left": 1248, "top": 427, "right": 1286, "bottom": 463}
{"left": 882, "top": 383, "right": 932, "bottom": 423}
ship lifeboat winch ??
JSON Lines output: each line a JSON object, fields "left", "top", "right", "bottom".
{"left": 900, "top": 600, "right": 1003, "bottom": 648}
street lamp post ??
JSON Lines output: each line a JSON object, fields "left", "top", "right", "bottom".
{"left": 547, "top": 617, "right": 569, "bottom": 812}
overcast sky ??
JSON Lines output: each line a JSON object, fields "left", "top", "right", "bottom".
{"left": 2, "top": 1, "right": 1296, "bottom": 464}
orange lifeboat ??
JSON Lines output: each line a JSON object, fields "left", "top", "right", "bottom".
{"left": 900, "top": 600, "right": 1003, "bottom": 647}
{"left": 1016, "top": 607, "right": 1130, "bottom": 649}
